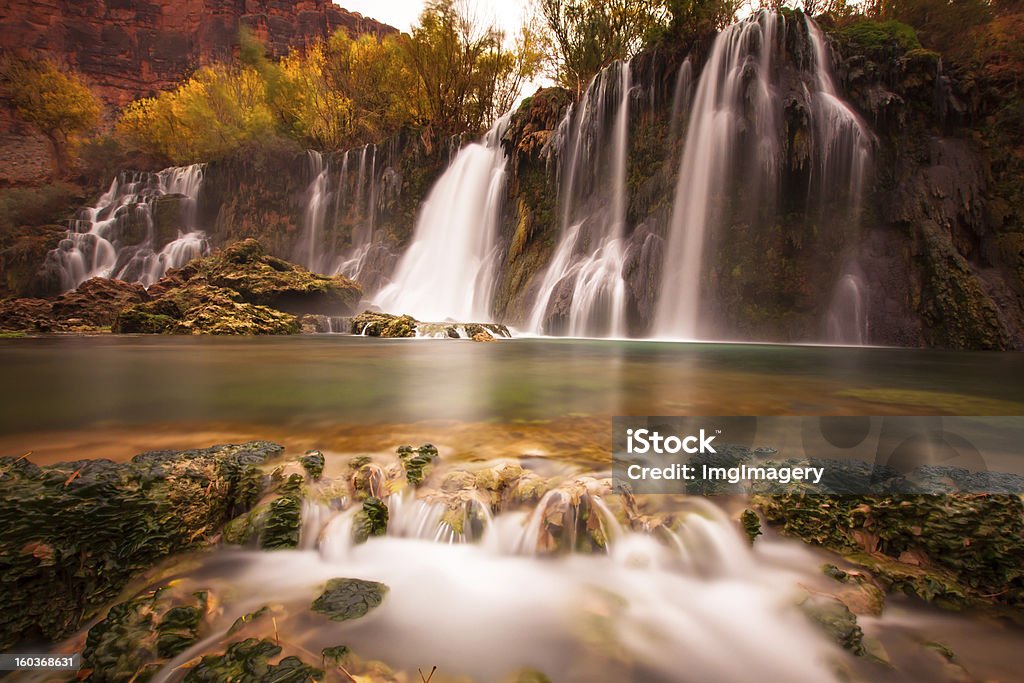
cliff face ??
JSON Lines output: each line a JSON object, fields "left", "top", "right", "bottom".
{"left": 0, "top": 0, "right": 396, "bottom": 107}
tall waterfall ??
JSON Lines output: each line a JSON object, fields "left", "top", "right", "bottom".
{"left": 654, "top": 12, "right": 873, "bottom": 340}
{"left": 41, "top": 164, "right": 208, "bottom": 292}
{"left": 528, "top": 60, "right": 632, "bottom": 337}
{"left": 373, "top": 119, "right": 510, "bottom": 322}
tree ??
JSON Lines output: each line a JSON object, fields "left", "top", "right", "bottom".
{"left": 1, "top": 56, "right": 101, "bottom": 176}
{"left": 401, "top": 0, "right": 542, "bottom": 136}
{"left": 537, "top": 0, "right": 669, "bottom": 93}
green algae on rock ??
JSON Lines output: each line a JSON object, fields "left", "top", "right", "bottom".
{"left": 0, "top": 441, "right": 280, "bottom": 650}
{"left": 311, "top": 578, "right": 389, "bottom": 622}
{"left": 81, "top": 589, "right": 208, "bottom": 681}
{"left": 183, "top": 638, "right": 323, "bottom": 682}
{"left": 754, "top": 493, "right": 1024, "bottom": 612}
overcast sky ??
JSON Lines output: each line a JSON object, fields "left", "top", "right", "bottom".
{"left": 336, "top": 0, "right": 531, "bottom": 35}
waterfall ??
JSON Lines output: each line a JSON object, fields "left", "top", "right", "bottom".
{"left": 41, "top": 164, "right": 208, "bottom": 292}
{"left": 373, "top": 118, "right": 509, "bottom": 322}
{"left": 654, "top": 12, "right": 873, "bottom": 341}
{"left": 527, "top": 60, "right": 632, "bottom": 337}
{"left": 295, "top": 151, "right": 331, "bottom": 273}
{"left": 826, "top": 266, "right": 869, "bottom": 344}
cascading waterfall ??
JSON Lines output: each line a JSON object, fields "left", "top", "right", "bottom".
{"left": 146, "top": 479, "right": 846, "bottom": 683}
{"left": 41, "top": 164, "right": 208, "bottom": 292}
{"left": 528, "top": 60, "right": 633, "bottom": 337}
{"left": 373, "top": 118, "right": 510, "bottom": 322}
{"left": 826, "top": 266, "right": 869, "bottom": 344}
{"left": 654, "top": 12, "right": 873, "bottom": 341}
{"left": 295, "top": 150, "right": 331, "bottom": 273}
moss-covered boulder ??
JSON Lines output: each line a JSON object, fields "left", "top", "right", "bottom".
{"left": 197, "top": 239, "right": 362, "bottom": 315}
{"left": 311, "top": 578, "right": 389, "bottom": 622}
{"left": 754, "top": 493, "right": 1024, "bottom": 611}
{"left": 353, "top": 497, "right": 389, "bottom": 543}
{"left": 0, "top": 277, "right": 150, "bottom": 333}
{"left": 351, "top": 311, "right": 418, "bottom": 337}
{"left": 115, "top": 283, "right": 300, "bottom": 335}
{"left": 0, "top": 441, "right": 279, "bottom": 649}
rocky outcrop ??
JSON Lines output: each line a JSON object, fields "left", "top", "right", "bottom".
{"left": 0, "top": 276, "right": 147, "bottom": 332}
{"left": 0, "top": 239, "right": 362, "bottom": 334}
{"left": 0, "top": 440, "right": 281, "bottom": 649}
{"left": 350, "top": 310, "right": 512, "bottom": 340}
{"left": 0, "top": 1, "right": 397, "bottom": 108}
{"left": 114, "top": 239, "right": 361, "bottom": 334}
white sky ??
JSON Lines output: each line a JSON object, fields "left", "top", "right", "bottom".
{"left": 336, "top": 0, "right": 531, "bottom": 36}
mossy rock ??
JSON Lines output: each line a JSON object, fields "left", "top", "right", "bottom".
{"left": 311, "top": 578, "right": 389, "bottom": 622}
{"left": 82, "top": 589, "right": 209, "bottom": 682}
{"left": 754, "top": 493, "right": 1024, "bottom": 610}
{"left": 799, "top": 594, "right": 866, "bottom": 656}
{"left": 0, "top": 441, "right": 278, "bottom": 650}
{"left": 260, "top": 494, "right": 302, "bottom": 550}
{"left": 300, "top": 450, "right": 325, "bottom": 480}
{"left": 183, "top": 638, "right": 323, "bottom": 682}
{"left": 353, "top": 497, "right": 389, "bottom": 543}
{"left": 351, "top": 310, "right": 417, "bottom": 337}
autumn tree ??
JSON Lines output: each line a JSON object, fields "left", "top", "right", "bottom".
{"left": 1, "top": 56, "right": 101, "bottom": 175}
{"left": 398, "top": 0, "right": 544, "bottom": 137}
{"left": 117, "top": 63, "right": 275, "bottom": 163}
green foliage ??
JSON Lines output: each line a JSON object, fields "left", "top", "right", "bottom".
{"left": 0, "top": 56, "right": 101, "bottom": 173}
{"left": 538, "top": 0, "right": 670, "bottom": 91}
{"left": 837, "top": 18, "right": 922, "bottom": 51}
{"left": 878, "top": 0, "right": 992, "bottom": 57}
{"left": 311, "top": 578, "right": 389, "bottom": 622}
{"left": 402, "top": 0, "right": 544, "bottom": 136}
{"left": 664, "top": 0, "right": 743, "bottom": 39}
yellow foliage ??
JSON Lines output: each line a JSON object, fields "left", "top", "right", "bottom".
{"left": 117, "top": 64, "right": 275, "bottom": 164}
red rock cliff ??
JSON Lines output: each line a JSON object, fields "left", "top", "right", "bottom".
{"left": 0, "top": 0, "right": 397, "bottom": 106}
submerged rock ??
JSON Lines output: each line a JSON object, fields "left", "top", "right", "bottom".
{"left": 311, "top": 578, "right": 389, "bottom": 622}
{"left": 82, "top": 589, "right": 208, "bottom": 681}
{"left": 0, "top": 441, "right": 280, "bottom": 649}
{"left": 184, "top": 638, "right": 323, "bottom": 682}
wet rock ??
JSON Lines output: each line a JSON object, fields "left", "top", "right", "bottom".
{"left": 260, "top": 494, "right": 302, "bottom": 550}
{"left": 202, "top": 239, "right": 362, "bottom": 315}
{"left": 822, "top": 564, "right": 886, "bottom": 616}
{"left": 0, "top": 296, "right": 54, "bottom": 332}
{"left": 311, "top": 578, "right": 389, "bottom": 622}
{"left": 301, "top": 450, "right": 325, "bottom": 480}
{"left": 183, "top": 638, "right": 322, "bottom": 682}
{"left": 81, "top": 589, "right": 208, "bottom": 681}
{"left": 799, "top": 594, "right": 866, "bottom": 656}
{"left": 0, "top": 277, "right": 149, "bottom": 333}
{"left": 754, "top": 493, "right": 1024, "bottom": 611}
{"left": 352, "top": 311, "right": 417, "bottom": 337}
{"left": 0, "top": 441, "right": 279, "bottom": 649}
{"left": 740, "top": 509, "right": 762, "bottom": 544}
{"left": 353, "top": 497, "right": 389, "bottom": 543}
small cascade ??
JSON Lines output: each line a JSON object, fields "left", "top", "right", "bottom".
{"left": 373, "top": 118, "right": 510, "bottom": 322}
{"left": 669, "top": 57, "right": 694, "bottom": 140}
{"left": 826, "top": 266, "right": 869, "bottom": 345}
{"left": 41, "top": 164, "right": 208, "bottom": 292}
{"left": 515, "top": 483, "right": 623, "bottom": 556}
{"left": 295, "top": 151, "right": 331, "bottom": 273}
{"left": 388, "top": 492, "right": 492, "bottom": 544}
{"left": 654, "top": 12, "right": 873, "bottom": 341}
{"left": 528, "top": 60, "right": 633, "bottom": 337}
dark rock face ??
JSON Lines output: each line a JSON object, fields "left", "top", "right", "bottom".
{"left": 0, "top": 0, "right": 397, "bottom": 107}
